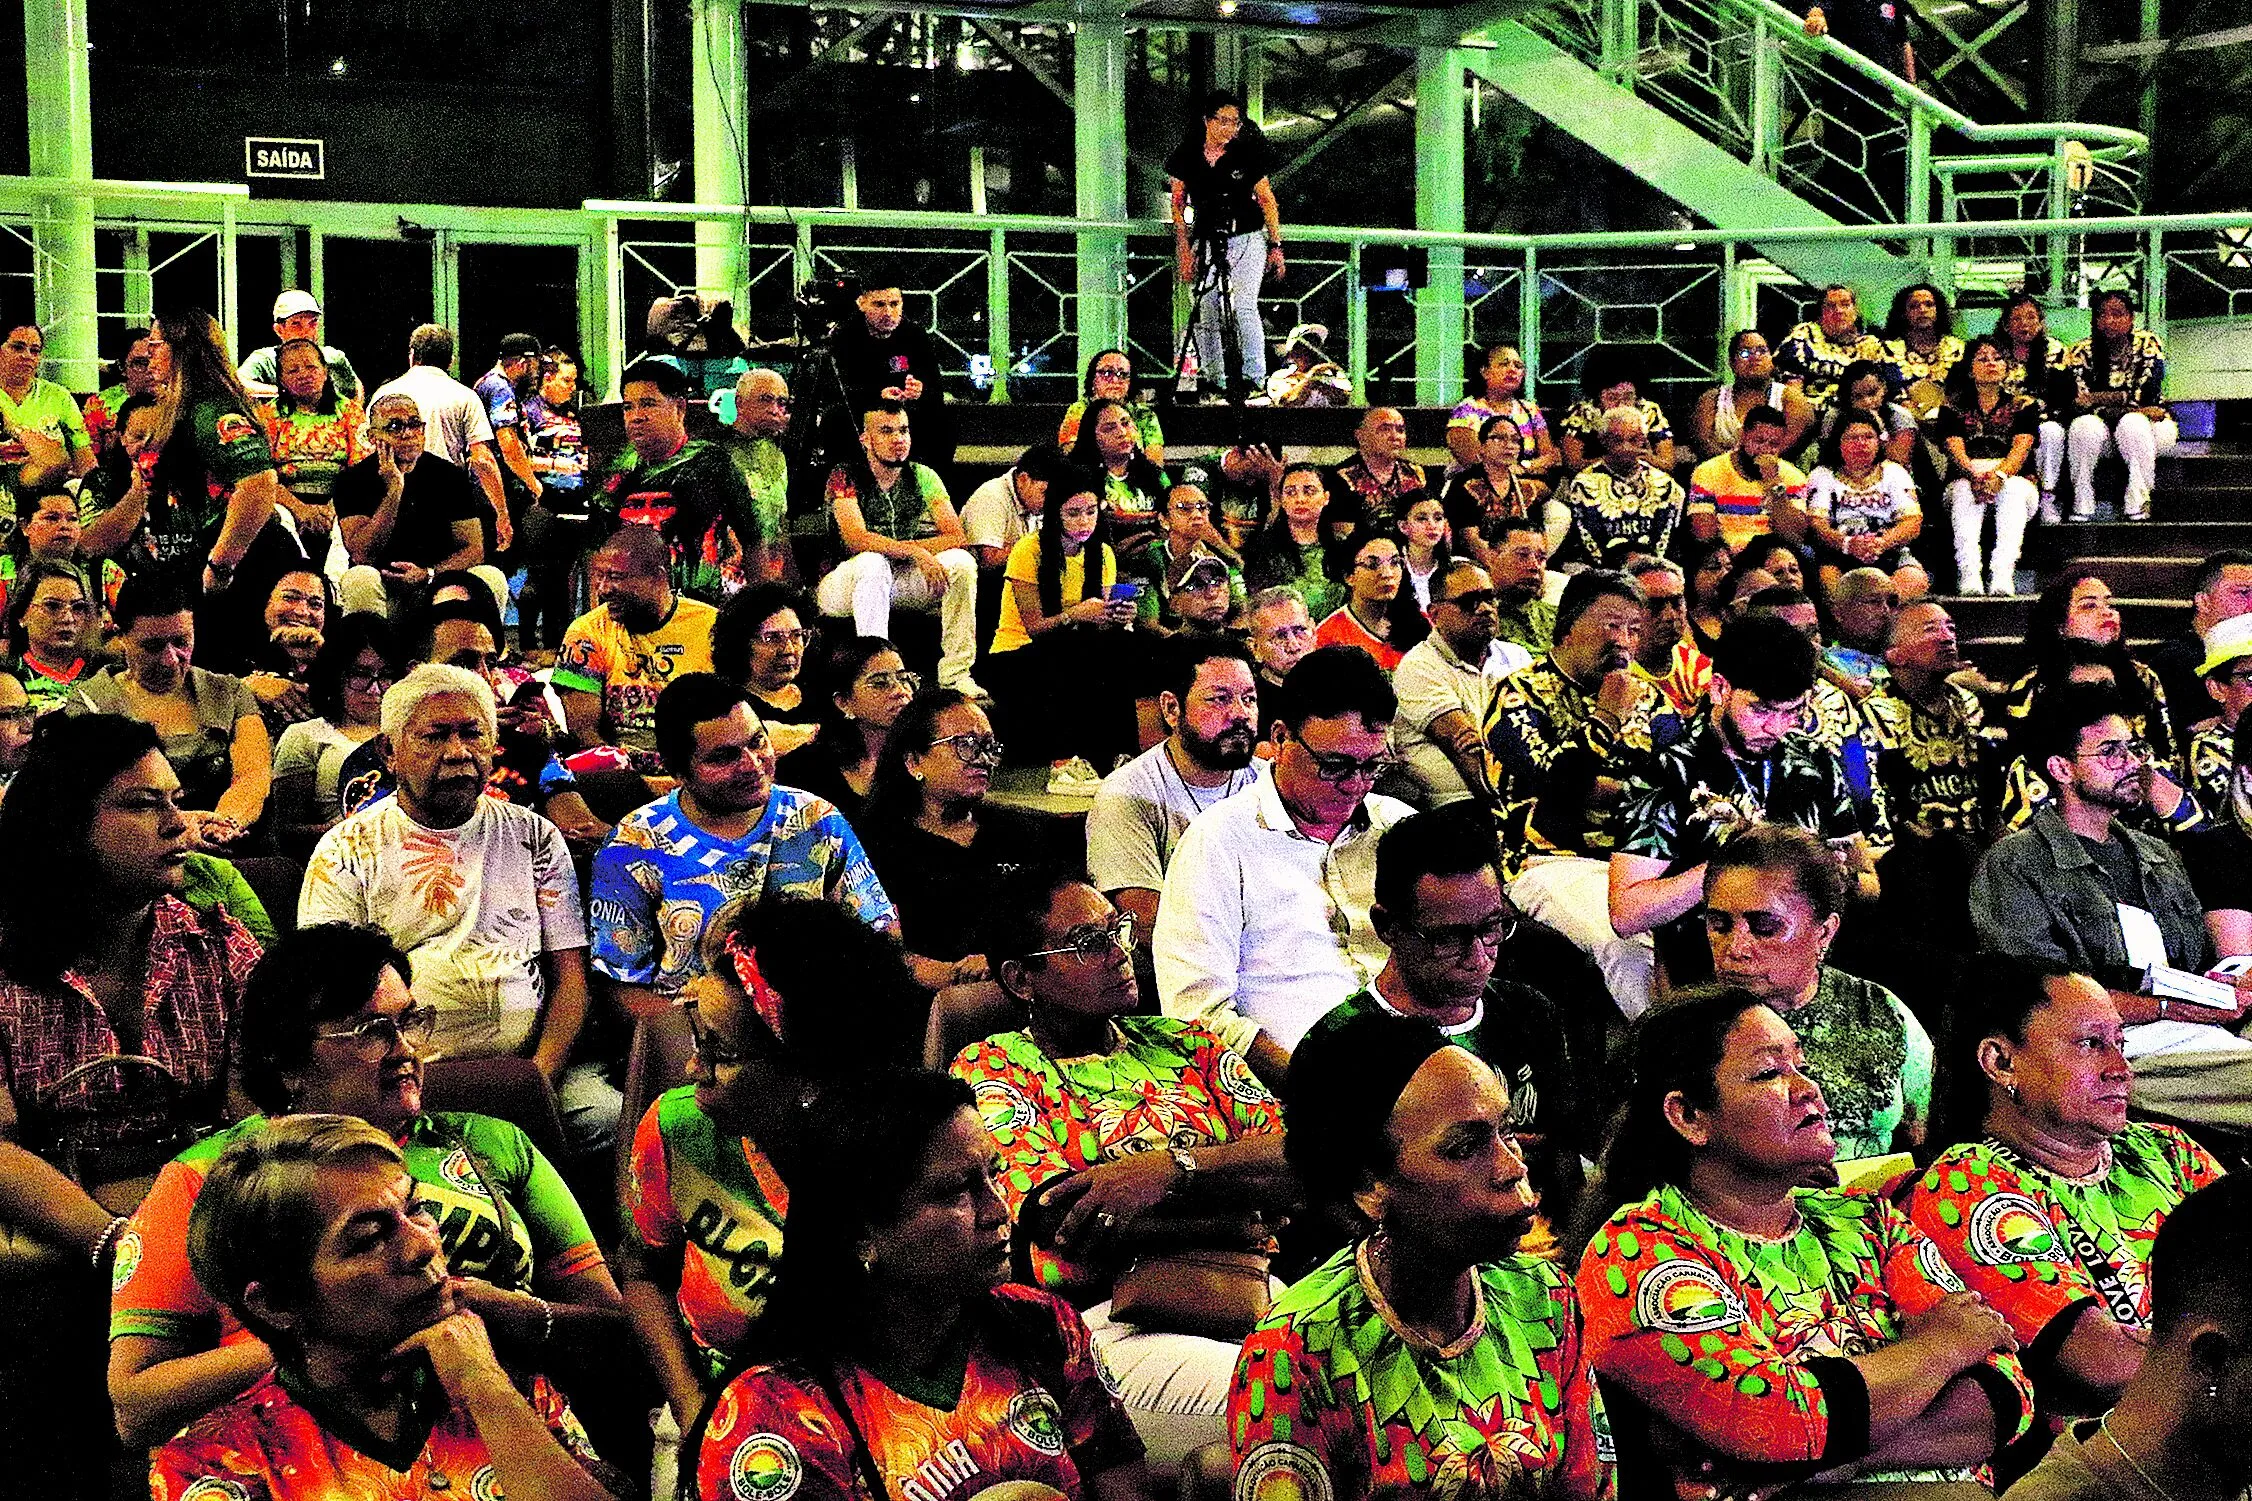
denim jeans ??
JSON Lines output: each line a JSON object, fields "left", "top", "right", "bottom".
{"left": 1191, "top": 230, "right": 1270, "bottom": 389}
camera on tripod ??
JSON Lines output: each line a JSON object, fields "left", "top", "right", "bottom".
{"left": 795, "top": 275, "right": 863, "bottom": 344}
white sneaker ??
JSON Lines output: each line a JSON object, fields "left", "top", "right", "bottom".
{"left": 1046, "top": 757, "right": 1102, "bottom": 796}
{"left": 1243, "top": 391, "right": 1273, "bottom": 407}
{"left": 2125, "top": 492, "right": 2152, "bottom": 521}
{"left": 1957, "top": 575, "right": 1985, "bottom": 596}
{"left": 944, "top": 675, "right": 992, "bottom": 704}
{"left": 1990, "top": 571, "right": 2020, "bottom": 597}
{"left": 2069, "top": 503, "right": 2094, "bottom": 522}
{"left": 2038, "top": 493, "right": 2061, "bottom": 526}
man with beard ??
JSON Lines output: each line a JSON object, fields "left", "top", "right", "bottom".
{"left": 1972, "top": 683, "right": 2252, "bottom": 1129}
{"left": 1157, "top": 646, "right": 1411, "bottom": 1089}
{"left": 1303, "top": 804, "right": 1594, "bottom": 1232}
{"left": 1485, "top": 570, "right": 1667, "bottom": 1016}
{"left": 1392, "top": 559, "right": 1529, "bottom": 808}
{"left": 333, "top": 391, "right": 490, "bottom": 618}
{"left": 1608, "top": 614, "right": 1880, "bottom": 986}
{"left": 555, "top": 525, "right": 718, "bottom": 760}
{"left": 300, "top": 663, "right": 604, "bottom": 1146}
{"left": 473, "top": 332, "right": 550, "bottom": 563}
{"left": 1489, "top": 518, "right": 1556, "bottom": 656}
{"left": 598, "top": 358, "right": 776, "bottom": 602}
{"left": 1088, "top": 639, "right": 1263, "bottom": 942}
{"left": 590, "top": 674, "right": 895, "bottom": 1028}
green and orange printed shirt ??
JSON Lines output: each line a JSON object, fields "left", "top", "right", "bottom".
{"left": 1228, "top": 1243, "right": 1613, "bottom": 1501}
{"left": 627, "top": 1084, "right": 791, "bottom": 1382}
{"left": 950, "top": 1015, "right": 1281, "bottom": 1295}
{"left": 695, "top": 1284, "right": 1143, "bottom": 1501}
{"left": 1899, "top": 1124, "right": 2222, "bottom": 1347}
{"left": 114, "top": 1111, "right": 604, "bottom": 1349}
{"left": 1578, "top": 1183, "right": 2033, "bottom": 1478}
{"left": 152, "top": 1364, "right": 601, "bottom": 1501}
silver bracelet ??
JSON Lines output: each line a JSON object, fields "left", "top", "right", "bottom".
{"left": 90, "top": 1215, "right": 129, "bottom": 1268}
{"left": 536, "top": 1295, "right": 555, "bottom": 1346}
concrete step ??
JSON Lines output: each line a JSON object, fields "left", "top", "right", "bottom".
{"left": 1943, "top": 592, "right": 2188, "bottom": 646}
{"left": 2047, "top": 555, "right": 2204, "bottom": 597}
{"left": 2027, "top": 520, "right": 2252, "bottom": 562}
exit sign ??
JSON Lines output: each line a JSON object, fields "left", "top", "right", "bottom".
{"left": 245, "top": 137, "right": 325, "bottom": 181}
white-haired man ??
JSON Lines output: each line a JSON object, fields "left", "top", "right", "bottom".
{"left": 299, "top": 663, "right": 607, "bottom": 1148}
{"left": 1553, "top": 405, "right": 1687, "bottom": 567}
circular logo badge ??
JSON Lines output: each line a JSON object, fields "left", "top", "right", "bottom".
{"left": 438, "top": 1148, "right": 490, "bottom": 1199}
{"left": 1916, "top": 1239, "right": 1967, "bottom": 1293}
{"left": 1007, "top": 1389, "right": 1067, "bottom": 1456}
{"left": 1967, "top": 1193, "right": 2061, "bottom": 1266}
{"left": 973, "top": 1079, "right": 1037, "bottom": 1137}
{"left": 729, "top": 1433, "right": 804, "bottom": 1501}
{"left": 1234, "top": 1442, "right": 1334, "bottom": 1501}
{"left": 1632, "top": 1259, "right": 1747, "bottom": 1334}
{"left": 110, "top": 1228, "right": 143, "bottom": 1294}
{"left": 470, "top": 1465, "right": 506, "bottom": 1501}
{"left": 1216, "top": 1049, "right": 1276, "bottom": 1110}
{"left": 178, "top": 1481, "right": 252, "bottom": 1501}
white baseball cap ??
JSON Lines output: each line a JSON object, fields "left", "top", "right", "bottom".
{"left": 272, "top": 290, "right": 321, "bottom": 322}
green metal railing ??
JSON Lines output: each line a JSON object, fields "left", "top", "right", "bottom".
{"left": 5, "top": 176, "right": 2251, "bottom": 416}
{"left": 1514, "top": 0, "right": 2144, "bottom": 238}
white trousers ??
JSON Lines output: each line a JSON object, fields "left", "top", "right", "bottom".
{"left": 338, "top": 562, "right": 511, "bottom": 622}
{"left": 1191, "top": 231, "right": 1271, "bottom": 388}
{"left": 1081, "top": 1299, "right": 1250, "bottom": 1469}
{"left": 1506, "top": 855, "right": 1657, "bottom": 1019}
{"left": 2035, "top": 420, "right": 2066, "bottom": 499}
{"left": 1947, "top": 475, "right": 2035, "bottom": 594}
{"left": 815, "top": 548, "right": 981, "bottom": 688}
{"left": 2068, "top": 411, "right": 2178, "bottom": 516}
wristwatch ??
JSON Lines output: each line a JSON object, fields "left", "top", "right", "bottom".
{"left": 1168, "top": 1146, "right": 1200, "bottom": 1197}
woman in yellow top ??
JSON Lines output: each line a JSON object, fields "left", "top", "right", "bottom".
{"left": 984, "top": 468, "right": 1142, "bottom": 771}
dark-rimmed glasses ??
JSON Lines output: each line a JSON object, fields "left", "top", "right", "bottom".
{"left": 1398, "top": 911, "right": 1518, "bottom": 957}
{"left": 930, "top": 733, "right": 1004, "bottom": 765}
{"left": 315, "top": 1005, "right": 438, "bottom": 1060}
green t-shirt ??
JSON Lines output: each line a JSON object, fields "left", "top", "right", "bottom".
{"left": 721, "top": 431, "right": 791, "bottom": 546}
{"left": 178, "top": 853, "right": 275, "bottom": 946}
{"left": 149, "top": 396, "right": 275, "bottom": 563}
{"left": 1775, "top": 967, "right": 1932, "bottom": 1162}
{"left": 113, "top": 1111, "right": 604, "bottom": 1343}
{"left": 0, "top": 378, "right": 94, "bottom": 502}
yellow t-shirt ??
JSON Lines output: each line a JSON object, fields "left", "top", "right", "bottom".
{"left": 553, "top": 596, "right": 719, "bottom": 750}
{"left": 991, "top": 534, "right": 1118, "bottom": 655}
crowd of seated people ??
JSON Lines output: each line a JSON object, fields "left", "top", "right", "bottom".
{"left": 0, "top": 267, "right": 2241, "bottom": 1501}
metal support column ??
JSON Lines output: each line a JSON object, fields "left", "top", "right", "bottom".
{"left": 1749, "top": 18, "right": 1781, "bottom": 177}
{"left": 1415, "top": 48, "right": 1467, "bottom": 407}
{"left": 690, "top": 0, "right": 750, "bottom": 306}
{"left": 1518, "top": 245, "right": 1541, "bottom": 405}
{"left": 2037, "top": 0, "right": 2078, "bottom": 122}
{"left": 1074, "top": 15, "right": 1130, "bottom": 373}
{"left": 24, "top": 0, "right": 98, "bottom": 388}
{"left": 1212, "top": 33, "right": 1244, "bottom": 91}
{"left": 121, "top": 229, "right": 153, "bottom": 328}
{"left": 2137, "top": 0, "right": 2160, "bottom": 200}
{"left": 987, "top": 227, "right": 1012, "bottom": 402}
{"left": 1599, "top": 0, "right": 1640, "bottom": 92}
{"left": 1244, "top": 44, "right": 1266, "bottom": 123}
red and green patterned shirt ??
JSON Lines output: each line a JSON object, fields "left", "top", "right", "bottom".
{"left": 1230, "top": 1243, "right": 1614, "bottom": 1501}
{"left": 1899, "top": 1124, "right": 2221, "bottom": 1346}
{"left": 151, "top": 1364, "right": 601, "bottom": 1501}
{"left": 694, "top": 1285, "right": 1143, "bottom": 1501}
{"left": 1578, "top": 1183, "right": 2033, "bottom": 1480}
{"left": 627, "top": 1084, "right": 791, "bottom": 1381}
{"left": 949, "top": 1015, "right": 1282, "bottom": 1294}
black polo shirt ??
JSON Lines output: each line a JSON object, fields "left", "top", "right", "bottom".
{"left": 1162, "top": 132, "right": 1279, "bottom": 240}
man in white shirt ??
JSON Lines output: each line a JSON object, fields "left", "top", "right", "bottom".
{"left": 299, "top": 664, "right": 604, "bottom": 1146}
{"left": 1088, "top": 639, "right": 1264, "bottom": 939}
{"left": 1155, "top": 645, "right": 1413, "bottom": 1088}
{"left": 1393, "top": 559, "right": 1532, "bottom": 807}
{"left": 960, "top": 442, "right": 1070, "bottom": 569}
{"left": 368, "top": 324, "right": 512, "bottom": 551}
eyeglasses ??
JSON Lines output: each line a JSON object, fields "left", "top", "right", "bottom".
{"left": 682, "top": 999, "right": 747, "bottom": 1068}
{"left": 1399, "top": 911, "right": 1518, "bottom": 957}
{"left": 930, "top": 733, "right": 1004, "bottom": 765}
{"left": 32, "top": 599, "right": 91, "bottom": 616}
{"left": 1092, "top": 365, "right": 1132, "bottom": 380}
{"left": 315, "top": 1004, "right": 438, "bottom": 1060}
{"left": 1301, "top": 745, "right": 1397, "bottom": 784}
{"left": 1354, "top": 556, "right": 1404, "bottom": 573}
{"left": 755, "top": 628, "right": 812, "bottom": 649}
{"left": 379, "top": 417, "right": 425, "bottom": 434}
{"left": 345, "top": 668, "right": 397, "bottom": 691}
{"left": 2080, "top": 738, "right": 2155, "bottom": 769}
{"left": 860, "top": 669, "right": 921, "bottom": 694}
{"left": 1024, "top": 912, "right": 1138, "bottom": 964}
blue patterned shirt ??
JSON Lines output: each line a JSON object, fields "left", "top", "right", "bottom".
{"left": 589, "top": 788, "right": 897, "bottom": 991}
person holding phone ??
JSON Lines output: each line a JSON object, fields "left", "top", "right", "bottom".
{"left": 985, "top": 467, "right": 1143, "bottom": 772}
{"left": 333, "top": 392, "right": 488, "bottom": 619}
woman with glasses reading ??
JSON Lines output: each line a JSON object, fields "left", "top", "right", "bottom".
{"left": 774, "top": 635, "right": 917, "bottom": 825}
{"left": 952, "top": 867, "right": 1291, "bottom": 1465}
{"left": 862, "top": 688, "right": 1048, "bottom": 995}
{"left": 714, "top": 583, "right": 822, "bottom": 757}
{"left": 1058, "top": 350, "right": 1165, "bottom": 467}
{"left": 5, "top": 559, "right": 96, "bottom": 716}
{"left": 108, "top": 922, "right": 625, "bottom": 1447}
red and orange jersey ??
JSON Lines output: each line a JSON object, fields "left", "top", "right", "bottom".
{"left": 1900, "top": 1124, "right": 2222, "bottom": 1344}
{"left": 695, "top": 1285, "right": 1142, "bottom": 1501}
{"left": 151, "top": 1367, "right": 600, "bottom": 1501}
{"left": 1577, "top": 1183, "right": 2032, "bottom": 1479}
{"left": 1229, "top": 1244, "right": 1614, "bottom": 1501}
